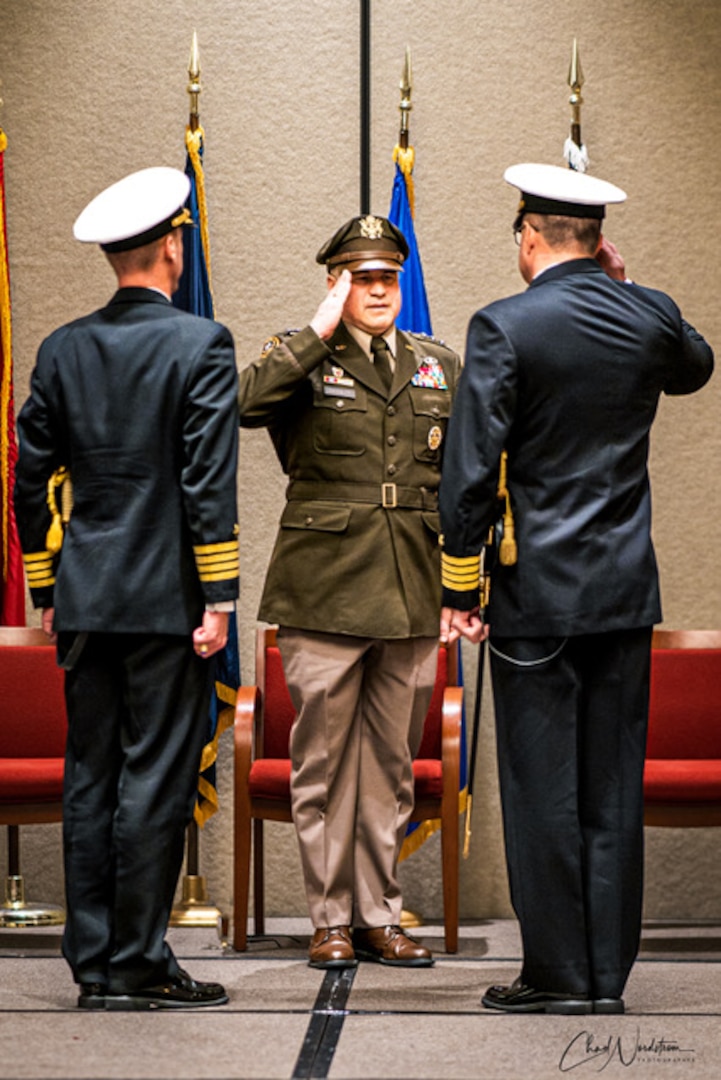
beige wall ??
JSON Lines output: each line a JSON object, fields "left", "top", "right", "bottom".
{"left": 1, "top": 0, "right": 720, "bottom": 926}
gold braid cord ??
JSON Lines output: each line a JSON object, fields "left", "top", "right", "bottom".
{"left": 497, "top": 451, "right": 517, "bottom": 566}
{"left": 46, "top": 467, "right": 73, "bottom": 554}
{"left": 185, "top": 125, "right": 214, "bottom": 301}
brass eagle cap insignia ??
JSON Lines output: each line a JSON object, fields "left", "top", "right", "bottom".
{"left": 359, "top": 215, "right": 385, "bottom": 240}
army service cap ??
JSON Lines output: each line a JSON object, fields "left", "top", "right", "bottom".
{"left": 73, "top": 166, "right": 192, "bottom": 253}
{"left": 316, "top": 214, "right": 409, "bottom": 272}
{"left": 504, "top": 163, "right": 627, "bottom": 228}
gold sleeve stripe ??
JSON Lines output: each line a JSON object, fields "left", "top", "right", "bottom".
{"left": 197, "top": 560, "right": 238, "bottom": 574}
{"left": 22, "top": 551, "right": 56, "bottom": 588}
{"left": 23, "top": 550, "right": 54, "bottom": 564}
{"left": 194, "top": 542, "right": 239, "bottom": 583}
{"left": 194, "top": 551, "right": 239, "bottom": 566}
{"left": 198, "top": 568, "right": 239, "bottom": 582}
{"left": 193, "top": 541, "right": 239, "bottom": 556}
{"left": 441, "top": 552, "right": 481, "bottom": 592}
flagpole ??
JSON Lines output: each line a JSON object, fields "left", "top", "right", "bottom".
{"left": 169, "top": 31, "right": 225, "bottom": 936}
{"left": 398, "top": 46, "right": 411, "bottom": 154}
{"left": 360, "top": 0, "right": 371, "bottom": 213}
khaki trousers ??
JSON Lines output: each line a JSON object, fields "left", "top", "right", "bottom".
{"left": 277, "top": 629, "right": 438, "bottom": 929}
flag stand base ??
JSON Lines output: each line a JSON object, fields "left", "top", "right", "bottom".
{"left": 0, "top": 875, "right": 65, "bottom": 928}
{"left": 169, "top": 874, "right": 222, "bottom": 929}
{"left": 400, "top": 908, "right": 423, "bottom": 929}
{"left": 169, "top": 822, "right": 223, "bottom": 929}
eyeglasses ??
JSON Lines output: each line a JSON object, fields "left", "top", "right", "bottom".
{"left": 513, "top": 220, "right": 539, "bottom": 246}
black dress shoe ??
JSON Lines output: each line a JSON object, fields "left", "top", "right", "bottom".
{"left": 594, "top": 997, "right": 625, "bottom": 1014}
{"left": 105, "top": 968, "right": 228, "bottom": 1010}
{"left": 482, "top": 978, "right": 592, "bottom": 1015}
{"left": 77, "top": 982, "right": 107, "bottom": 1010}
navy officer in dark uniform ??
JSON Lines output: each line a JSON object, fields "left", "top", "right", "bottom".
{"left": 14, "top": 167, "right": 239, "bottom": 1009}
{"left": 439, "top": 163, "right": 713, "bottom": 1014}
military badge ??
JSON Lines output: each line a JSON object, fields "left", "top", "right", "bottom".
{"left": 359, "top": 215, "right": 385, "bottom": 239}
{"left": 323, "top": 367, "right": 356, "bottom": 398}
{"left": 260, "top": 336, "right": 281, "bottom": 358}
{"left": 323, "top": 372, "right": 355, "bottom": 388}
{"left": 428, "top": 425, "right": 443, "bottom": 452}
{"left": 411, "top": 358, "right": 448, "bottom": 390}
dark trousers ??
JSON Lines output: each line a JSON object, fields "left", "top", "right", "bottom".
{"left": 490, "top": 627, "right": 652, "bottom": 999}
{"left": 59, "top": 632, "right": 212, "bottom": 992}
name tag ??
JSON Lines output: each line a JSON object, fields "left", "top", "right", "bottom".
{"left": 323, "top": 384, "right": 356, "bottom": 399}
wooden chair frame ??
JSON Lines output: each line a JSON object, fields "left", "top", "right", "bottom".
{"left": 233, "top": 627, "right": 463, "bottom": 953}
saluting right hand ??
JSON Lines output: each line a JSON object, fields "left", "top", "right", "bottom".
{"left": 596, "top": 236, "right": 627, "bottom": 282}
{"left": 310, "top": 269, "right": 352, "bottom": 341}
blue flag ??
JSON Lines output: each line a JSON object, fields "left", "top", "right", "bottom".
{"left": 388, "top": 162, "right": 432, "bottom": 336}
{"left": 389, "top": 152, "right": 468, "bottom": 859}
{"left": 173, "top": 125, "right": 239, "bottom": 826}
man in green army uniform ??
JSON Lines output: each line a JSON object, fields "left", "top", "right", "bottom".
{"left": 239, "top": 215, "right": 461, "bottom": 968}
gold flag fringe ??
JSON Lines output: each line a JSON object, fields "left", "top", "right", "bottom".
{"left": 393, "top": 143, "right": 416, "bottom": 218}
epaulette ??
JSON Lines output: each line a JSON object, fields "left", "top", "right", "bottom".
{"left": 408, "top": 330, "right": 450, "bottom": 349}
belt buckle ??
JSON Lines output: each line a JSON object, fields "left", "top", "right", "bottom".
{"left": 382, "top": 482, "right": 397, "bottom": 508}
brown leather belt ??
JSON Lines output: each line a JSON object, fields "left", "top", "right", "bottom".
{"left": 286, "top": 480, "right": 438, "bottom": 510}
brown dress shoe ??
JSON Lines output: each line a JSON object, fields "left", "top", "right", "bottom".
{"left": 309, "top": 926, "right": 357, "bottom": 969}
{"left": 354, "top": 925, "right": 434, "bottom": 966}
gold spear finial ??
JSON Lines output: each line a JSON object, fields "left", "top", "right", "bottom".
{"left": 187, "top": 30, "right": 201, "bottom": 133}
{"left": 564, "top": 38, "right": 588, "bottom": 171}
{"left": 398, "top": 46, "right": 412, "bottom": 151}
{"left": 568, "top": 38, "right": 584, "bottom": 149}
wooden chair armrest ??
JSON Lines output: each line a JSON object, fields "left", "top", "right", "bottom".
{"left": 234, "top": 686, "right": 260, "bottom": 780}
{"left": 652, "top": 629, "right": 721, "bottom": 650}
{"left": 441, "top": 686, "right": 463, "bottom": 788}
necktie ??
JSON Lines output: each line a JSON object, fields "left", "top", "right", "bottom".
{"left": 370, "top": 336, "right": 393, "bottom": 394}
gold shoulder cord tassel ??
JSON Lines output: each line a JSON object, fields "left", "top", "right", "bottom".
{"left": 46, "top": 467, "right": 73, "bottom": 554}
{"left": 497, "top": 450, "right": 517, "bottom": 566}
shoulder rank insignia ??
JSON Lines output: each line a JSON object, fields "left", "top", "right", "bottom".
{"left": 410, "top": 331, "right": 449, "bottom": 348}
{"left": 411, "top": 357, "right": 448, "bottom": 390}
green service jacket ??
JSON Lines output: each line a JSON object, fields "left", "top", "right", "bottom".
{"left": 239, "top": 322, "right": 461, "bottom": 638}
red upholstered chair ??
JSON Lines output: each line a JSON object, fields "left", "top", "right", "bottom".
{"left": 0, "top": 627, "right": 67, "bottom": 926}
{"left": 233, "top": 627, "right": 463, "bottom": 953}
{"left": 644, "top": 629, "right": 721, "bottom": 827}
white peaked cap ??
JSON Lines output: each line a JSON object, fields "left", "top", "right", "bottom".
{"left": 504, "top": 163, "right": 626, "bottom": 220}
{"left": 73, "top": 166, "right": 191, "bottom": 251}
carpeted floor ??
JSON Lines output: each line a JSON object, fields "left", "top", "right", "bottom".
{"left": 0, "top": 917, "right": 718, "bottom": 1079}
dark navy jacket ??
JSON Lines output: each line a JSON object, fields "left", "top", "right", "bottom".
{"left": 439, "top": 259, "right": 713, "bottom": 636}
{"left": 15, "top": 288, "right": 239, "bottom": 634}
